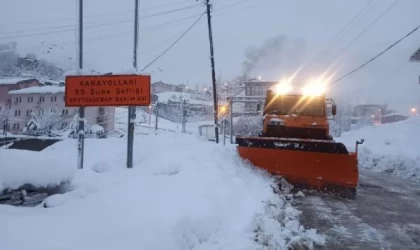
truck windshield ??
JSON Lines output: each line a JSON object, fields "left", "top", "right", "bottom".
{"left": 266, "top": 95, "right": 325, "bottom": 117}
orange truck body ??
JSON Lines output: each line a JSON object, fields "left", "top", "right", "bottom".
{"left": 236, "top": 90, "right": 361, "bottom": 197}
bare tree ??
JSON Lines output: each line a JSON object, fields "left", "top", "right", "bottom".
{"left": 0, "top": 102, "right": 13, "bottom": 135}
{"left": 233, "top": 115, "right": 263, "bottom": 136}
{"left": 25, "top": 107, "right": 63, "bottom": 136}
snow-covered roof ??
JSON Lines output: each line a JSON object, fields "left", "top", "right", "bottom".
{"left": 382, "top": 112, "right": 408, "bottom": 117}
{"left": 152, "top": 81, "right": 169, "bottom": 85}
{"left": 0, "top": 78, "right": 37, "bottom": 85}
{"left": 9, "top": 86, "right": 65, "bottom": 95}
{"left": 156, "top": 91, "right": 212, "bottom": 106}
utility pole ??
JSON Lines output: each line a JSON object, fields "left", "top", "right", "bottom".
{"left": 155, "top": 103, "right": 159, "bottom": 131}
{"left": 127, "top": 0, "right": 139, "bottom": 169}
{"left": 77, "top": 0, "right": 85, "bottom": 170}
{"left": 229, "top": 98, "right": 233, "bottom": 144}
{"left": 204, "top": 0, "right": 219, "bottom": 143}
{"left": 148, "top": 105, "right": 151, "bottom": 125}
{"left": 182, "top": 100, "right": 187, "bottom": 133}
{"left": 3, "top": 117, "right": 8, "bottom": 136}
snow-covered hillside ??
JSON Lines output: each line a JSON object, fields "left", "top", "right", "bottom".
{"left": 337, "top": 116, "right": 420, "bottom": 182}
{"left": 0, "top": 132, "right": 324, "bottom": 250}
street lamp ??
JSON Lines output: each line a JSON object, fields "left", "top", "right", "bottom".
{"left": 411, "top": 107, "right": 417, "bottom": 114}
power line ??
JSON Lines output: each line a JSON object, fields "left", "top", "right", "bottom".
{"left": 0, "top": 0, "right": 258, "bottom": 59}
{"left": 336, "top": 0, "right": 382, "bottom": 41}
{"left": 330, "top": 0, "right": 400, "bottom": 62}
{"left": 214, "top": 0, "right": 253, "bottom": 12}
{"left": 332, "top": 23, "right": 420, "bottom": 83}
{"left": 142, "top": 0, "right": 260, "bottom": 32}
{"left": 139, "top": 12, "right": 204, "bottom": 32}
{"left": 0, "top": 12, "right": 206, "bottom": 55}
{"left": 306, "top": 0, "right": 378, "bottom": 68}
{"left": 0, "top": 4, "right": 201, "bottom": 40}
{"left": 214, "top": 0, "right": 274, "bottom": 16}
{"left": 140, "top": 12, "right": 206, "bottom": 72}
{"left": 1, "top": 0, "right": 198, "bottom": 26}
{"left": 319, "top": 0, "right": 375, "bottom": 57}
{"left": 0, "top": 0, "right": 255, "bottom": 41}
{"left": 90, "top": 32, "right": 187, "bottom": 69}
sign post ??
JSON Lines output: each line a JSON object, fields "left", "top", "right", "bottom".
{"left": 65, "top": 74, "right": 151, "bottom": 169}
{"left": 77, "top": 0, "right": 84, "bottom": 169}
{"left": 128, "top": 0, "right": 140, "bottom": 169}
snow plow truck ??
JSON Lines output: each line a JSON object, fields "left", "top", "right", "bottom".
{"left": 235, "top": 84, "right": 364, "bottom": 198}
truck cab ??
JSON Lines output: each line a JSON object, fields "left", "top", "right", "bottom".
{"left": 259, "top": 90, "right": 336, "bottom": 140}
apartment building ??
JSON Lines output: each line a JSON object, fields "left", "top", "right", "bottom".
{"left": 243, "top": 80, "right": 277, "bottom": 111}
{"left": 7, "top": 85, "right": 115, "bottom": 135}
{"left": 0, "top": 78, "right": 42, "bottom": 105}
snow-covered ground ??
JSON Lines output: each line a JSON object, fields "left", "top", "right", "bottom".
{"left": 337, "top": 116, "right": 420, "bottom": 182}
{"left": 155, "top": 91, "right": 213, "bottom": 106}
{"left": 114, "top": 107, "right": 202, "bottom": 135}
{"left": 0, "top": 131, "right": 324, "bottom": 250}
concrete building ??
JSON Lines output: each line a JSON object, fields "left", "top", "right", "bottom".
{"left": 7, "top": 86, "right": 115, "bottom": 135}
{"left": 0, "top": 78, "right": 42, "bottom": 106}
{"left": 243, "top": 80, "right": 277, "bottom": 111}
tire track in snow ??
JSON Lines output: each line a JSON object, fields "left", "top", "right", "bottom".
{"left": 294, "top": 170, "right": 420, "bottom": 250}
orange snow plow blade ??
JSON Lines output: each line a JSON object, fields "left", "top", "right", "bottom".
{"left": 236, "top": 136, "right": 359, "bottom": 197}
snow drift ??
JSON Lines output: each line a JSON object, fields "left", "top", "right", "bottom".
{"left": 337, "top": 116, "right": 420, "bottom": 182}
{"left": 0, "top": 132, "right": 324, "bottom": 250}
{"left": 0, "top": 148, "right": 76, "bottom": 192}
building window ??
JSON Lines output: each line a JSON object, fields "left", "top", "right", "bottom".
{"left": 26, "top": 110, "right": 32, "bottom": 116}
{"left": 13, "top": 123, "right": 20, "bottom": 129}
{"left": 14, "top": 110, "right": 21, "bottom": 116}
{"left": 27, "top": 96, "right": 33, "bottom": 102}
{"left": 39, "top": 96, "right": 45, "bottom": 102}
{"left": 51, "top": 96, "right": 57, "bottom": 102}
{"left": 14, "top": 96, "right": 22, "bottom": 103}
{"left": 62, "top": 109, "right": 69, "bottom": 115}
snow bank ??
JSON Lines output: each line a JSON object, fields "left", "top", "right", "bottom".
{"left": 0, "top": 148, "right": 76, "bottom": 192}
{"left": 0, "top": 133, "right": 324, "bottom": 250}
{"left": 337, "top": 116, "right": 420, "bottom": 181}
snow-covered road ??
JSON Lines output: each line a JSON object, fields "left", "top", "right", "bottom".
{"left": 295, "top": 170, "right": 420, "bottom": 250}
